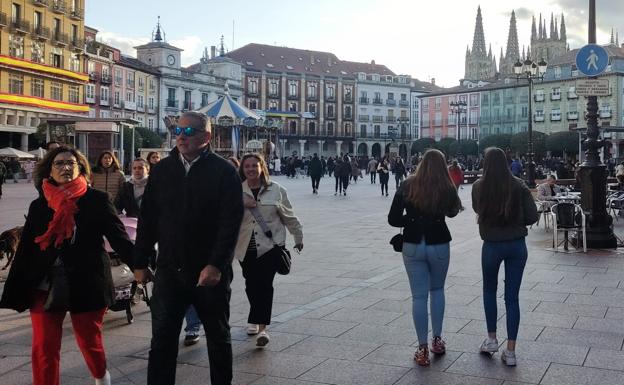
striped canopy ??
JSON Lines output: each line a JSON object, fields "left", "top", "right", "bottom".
{"left": 196, "top": 94, "right": 261, "bottom": 125}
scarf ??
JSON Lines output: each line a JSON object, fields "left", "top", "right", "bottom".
{"left": 35, "top": 176, "right": 88, "bottom": 250}
{"left": 130, "top": 175, "right": 148, "bottom": 205}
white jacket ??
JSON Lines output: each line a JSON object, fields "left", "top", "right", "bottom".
{"left": 234, "top": 180, "right": 303, "bottom": 261}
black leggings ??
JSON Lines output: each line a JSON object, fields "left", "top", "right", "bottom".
{"left": 380, "top": 175, "right": 389, "bottom": 194}
{"left": 370, "top": 172, "right": 376, "bottom": 183}
{"left": 240, "top": 251, "right": 278, "bottom": 325}
{"left": 311, "top": 176, "right": 320, "bottom": 190}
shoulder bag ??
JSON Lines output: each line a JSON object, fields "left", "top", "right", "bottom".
{"left": 249, "top": 207, "right": 292, "bottom": 275}
{"left": 390, "top": 230, "right": 404, "bottom": 252}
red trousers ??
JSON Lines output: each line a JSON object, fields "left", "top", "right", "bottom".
{"left": 29, "top": 290, "right": 107, "bottom": 385}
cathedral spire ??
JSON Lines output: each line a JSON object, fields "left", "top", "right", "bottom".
{"left": 471, "top": 6, "right": 487, "bottom": 55}
{"left": 153, "top": 16, "right": 163, "bottom": 42}
{"left": 617, "top": 31, "right": 620, "bottom": 47}
{"left": 531, "top": 16, "right": 537, "bottom": 41}
{"left": 488, "top": 43, "right": 492, "bottom": 59}
{"left": 550, "top": 13, "right": 555, "bottom": 40}
{"left": 611, "top": 28, "right": 615, "bottom": 45}
{"left": 522, "top": 45, "right": 525, "bottom": 60}
{"left": 560, "top": 14, "right": 567, "bottom": 41}
{"left": 538, "top": 14, "right": 543, "bottom": 39}
{"left": 527, "top": 46, "right": 531, "bottom": 60}
{"left": 505, "top": 10, "right": 520, "bottom": 61}
{"left": 219, "top": 35, "right": 225, "bottom": 56}
{"left": 554, "top": 17, "right": 559, "bottom": 40}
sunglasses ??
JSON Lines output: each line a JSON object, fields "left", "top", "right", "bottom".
{"left": 173, "top": 126, "right": 203, "bottom": 137}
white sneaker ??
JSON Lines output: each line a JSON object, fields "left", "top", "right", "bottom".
{"left": 246, "top": 324, "right": 259, "bottom": 335}
{"left": 479, "top": 338, "right": 499, "bottom": 353}
{"left": 501, "top": 349, "right": 517, "bottom": 366}
{"left": 95, "top": 370, "right": 111, "bottom": 385}
{"left": 256, "top": 330, "right": 270, "bottom": 347}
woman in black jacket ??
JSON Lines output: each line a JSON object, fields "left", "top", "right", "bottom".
{"left": 0, "top": 146, "right": 134, "bottom": 385}
{"left": 388, "top": 149, "right": 461, "bottom": 366}
{"left": 115, "top": 158, "right": 150, "bottom": 218}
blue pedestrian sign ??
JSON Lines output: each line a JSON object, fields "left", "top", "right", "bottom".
{"left": 576, "top": 44, "right": 609, "bottom": 76}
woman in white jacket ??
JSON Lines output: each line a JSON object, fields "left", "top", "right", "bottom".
{"left": 234, "top": 153, "right": 303, "bottom": 347}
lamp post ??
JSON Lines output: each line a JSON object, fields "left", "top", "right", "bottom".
{"left": 450, "top": 100, "right": 467, "bottom": 141}
{"left": 514, "top": 57, "right": 547, "bottom": 188}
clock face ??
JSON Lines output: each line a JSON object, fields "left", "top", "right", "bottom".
{"left": 167, "top": 55, "right": 175, "bottom": 66}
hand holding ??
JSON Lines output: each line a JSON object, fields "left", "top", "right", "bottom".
{"left": 294, "top": 243, "right": 303, "bottom": 253}
{"left": 134, "top": 268, "right": 153, "bottom": 284}
{"left": 197, "top": 265, "right": 221, "bottom": 287}
{"left": 243, "top": 195, "right": 257, "bottom": 208}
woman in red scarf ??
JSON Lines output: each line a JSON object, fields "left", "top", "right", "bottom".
{"left": 0, "top": 146, "right": 134, "bottom": 385}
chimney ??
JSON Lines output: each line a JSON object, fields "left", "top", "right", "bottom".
{"left": 310, "top": 54, "right": 315, "bottom": 65}
{"left": 210, "top": 46, "right": 216, "bottom": 59}
{"left": 431, "top": 78, "right": 436, "bottom": 85}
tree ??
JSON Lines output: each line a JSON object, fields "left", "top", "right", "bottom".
{"left": 411, "top": 138, "right": 436, "bottom": 154}
{"left": 546, "top": 131, "right": 579, "bottom": 156}
{"left": 510, "top": 131, "right": 547, "bottom": 160}
{"left": 478, "top": 134, "right": 512, "bottom": 153}
{"left": 451, "top": 139, "right": 479, "bottom": 156}
{"left": 434, "top": 137, "right": 457, "bottom": 156}
{"left": 136, "top": 127, "right": 164, "bottom": 149}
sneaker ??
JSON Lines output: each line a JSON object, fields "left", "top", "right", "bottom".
{"left": 414, "top": 345, "right": 430, "bottom": 366}
{"left": 246, "top": 324, "right": 259, "bottom": 335}
{"left": 334, "top": 192, "right": 337, "bottom": 196}
{"left": 479, "top": 338, "right": 499, "bottom": 353}
{"left": 183, "top": 334, "right": 200, "bottom": 346}
{"left": 430, "top": 336, "right": 446, "bottom": 355}
{"left": 256, "top": 331, "right": 270, "bottom": 347}
{"left": 95, "top": 370, "right": 111, "bottom": 385}
{"left": 385, "top": 193, "right": 389, "bottom": 196}
{"left": 501, "top": 349, "right": 517, "bottom": 366}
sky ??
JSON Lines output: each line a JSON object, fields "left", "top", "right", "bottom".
{"left": 85, "top": 0, "right": 624, "bottom": 88}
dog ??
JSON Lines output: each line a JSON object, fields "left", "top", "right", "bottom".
{"left": 0, "top": 226, "right": 23, "bottom": 270}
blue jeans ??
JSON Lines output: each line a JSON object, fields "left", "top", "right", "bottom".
{"left": 184, "top": 305, "right": 202, "bottom": 335}
{"left": 402, "top": 240, "right": 450, "bottom": 345}
{"left": 481, "top": 238, "right": 528, "bottom": 341}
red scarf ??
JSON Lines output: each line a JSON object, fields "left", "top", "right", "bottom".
{"left": 35, "top": 176, "right": 88, "bottom": 250}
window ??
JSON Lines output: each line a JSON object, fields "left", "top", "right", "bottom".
{"left": 115, "top": 69, "right": 122, "bottom": 86}
{"left": 374, "top": 92, "right": 381, "bottom": 103}
{"left": 345, "top": 123, "right": 352, "bottom": 135}
{"left": 137, "top": 95, "right": 144, "bottom": 108}
{"left": 387, "top": 92, "right": 394, "bottom": 100}
{"left": 9, "top": 74, "right": 23, "bottom": 94}
{"left": 31, "top": 78, "right": 44, "bottom": 97}
{"left": 360, "top": 124, "right": 367, "bottom": 137}
{"left": 326, "top": 85, "right": 335, "bottom": 99}
{"left": 9, "top": 34, "right": 24, "bottom": 58}
{"left": 31, "top": 41, "right": 44, "bottom": 63}
{"left": 308, "top": 103, "right": 316, "bottom": 114}
{"left": 307, "top": 83, "right": 317, "bottom": 98}
{"left": 33, "top": 11, "right": 42, "bottom": 29}
{"left": 11, "top": 3, "right": 21, "bottom": 22}
{"left": 183, "top": 90, "right": 191, "bottom": 109}
{"left": 400, "top": 93, "right": 407, "bottom": 101}
{"left": 138, "top": 77, "right": 144, "bottom": 91}
{"left": 327, "top": 104, "right": 334, "bottom": 118}
{"left": 288, "top": 81, "right": 297, "bottom": 97}
{"left": 126, "top": 91, "right": 134, "bottom": 102}
{"left": 84, "top": 84, "right": 94, "bottom": 100}
{"left": 248, "top": 99, "right": 257, "bottom": 109}
{"left": 289, "top": 121, "right": 297, "bottom": 134}
{"left": 344, "top": 105, "right": 352, "bottom": 118}
{"left": 148, "top": 96, "right": 154, "bottom": 109}
{"left": 521, "top": 106, "right": 528, "bottom": 117}
{"left": 435, "top": 98, "right": 441, "bottom": 109}
{"left": 268, "top": 100, "right": 278, "bottom": 110}
{"left": 52, "top": 17, "right": 61, "bottom": 37}
{"left": 126, "top": 72, "right": 135, "bottom": 88}
{"left": 71, "top": 24, "right": 78, "bottom": 44}
{"left": 308, "top": 121, "right": 316, "bottom": 135}
{"left": 167, "top": 87, "right": 176, "bottom": 102}
{"left": 327, "top": 122, "right": 334, "bottom": 136}
{"left": 148, "top": 119, "right": 154, "bottom": 130}
{"left": 68, "top": 85, "right": 79, "bottom": 103}
{"left": 470, "top": 94, "right": 478, "bottom": 106}
{"left": 344, "top": 87, "right": 352, "bottom": 101}
{"left": 50, "top": 51, "right": 62, "bottom": 68}
{"left": 101, "top": 87, "right": 109, "bottom": 102}
{"left": 114, "top": 91, "right": 120, "bottom": 106}
{"left": 249, "top": 79, "right": 258, "bottom": 94}
{"left": 201, "top": 93, "right": 209, "bottom": 107}
{"left": 288, "top": 102, "right": 297, "bottom": 112}
{"left": 269, "top": 81, "right": 278, "bottom": 96}
{"left": 102, "top": 66, "right": 110, "bottom": 78}
{"left": 50, "top": 82, "right": 63, "bottom": 101}
{"left": 149, "top": 78, "right": 155, "bottom": 92}
{"left": 422, "top": 99, "right": 429, "bottom": 110}
{"left": 69, "top": 54, "right": 80, "bottom": 72}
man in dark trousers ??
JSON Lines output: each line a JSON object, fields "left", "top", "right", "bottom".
{"left": 309, "top": 153, "right": 323, "bottom": 194}
{"left": 134, "top": 111, "right": 243, "bottom": 385}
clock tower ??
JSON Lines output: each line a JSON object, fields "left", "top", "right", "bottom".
{"left": 135, "top": 17, "right": 182, "bottom": 74}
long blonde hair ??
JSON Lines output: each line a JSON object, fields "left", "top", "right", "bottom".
{"left": 404, "top": 149, "right": 457, "bottom": 214}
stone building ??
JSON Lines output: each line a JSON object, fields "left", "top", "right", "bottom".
{"left": 464, "top": 6, "right": 497, "bottom": 82}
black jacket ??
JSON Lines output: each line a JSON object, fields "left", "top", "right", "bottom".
{"left": 0, "top": 189, "right": 134, "bottom": 313}
{"left": 309, "top": 157, "right": 323, "bottom": 177}
{"left": 388, "top": 185, "right": 462, "bottom": 245}
{"left": 134, "top": 148, "right": 243, "bottom": 276}
{"left": 115, "top": 181, "right": 141, "bottom": 218}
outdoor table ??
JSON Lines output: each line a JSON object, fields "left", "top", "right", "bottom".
{"left": 553, "top": 192, "right": 581, "bottom": 203}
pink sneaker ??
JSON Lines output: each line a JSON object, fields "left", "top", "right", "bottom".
{"left": 430, "top": 336, "right": 446, "bottom": 355}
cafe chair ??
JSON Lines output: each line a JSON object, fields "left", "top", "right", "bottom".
{"left": 550, "top": 203, "right": 586, "bottom": 252}
{"left": 607, "top": 191, "right": 624, "bottom": 221}
{"left": 530, "top": 189, "right": 551, "bottom": 230}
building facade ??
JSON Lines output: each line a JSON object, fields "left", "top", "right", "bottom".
{"left": 84, "top": 26, "right": 115, "bottom": 119}
{"left": 0, "top": 0, "right": 88, "bottom": 150}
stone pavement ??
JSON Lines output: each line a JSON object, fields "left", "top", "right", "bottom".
{"left": 2, "top": 176, "right": 624, "bottom": 385}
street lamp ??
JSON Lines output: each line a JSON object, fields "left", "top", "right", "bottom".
{"left": 514, "top": 57, "right": 547, "bottom": 188}
{"left": 450, "top": 100, "right": 467, "bottom": 141}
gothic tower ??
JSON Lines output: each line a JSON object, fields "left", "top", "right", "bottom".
{"left": 499, "top": 10, "right": 521, "bottom": 75}
{"left": 530, "top": 13, "right": 568, "bottom": 63}
{"left": 464, "top": 6, "right": 497, "bottom": 81}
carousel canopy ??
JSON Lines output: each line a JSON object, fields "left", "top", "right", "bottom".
{"left": 196, "top": 94, "right": 261, "bottom": 126}
{"left": 0, "top": 147, "right": 35, "bottom": 158}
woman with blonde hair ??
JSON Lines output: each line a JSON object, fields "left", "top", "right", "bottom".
{"left": 388, "top": 149, "right": 462, "bottom": 366}
{"left": 234, "top": 153, "right": 303, "bottom": 347}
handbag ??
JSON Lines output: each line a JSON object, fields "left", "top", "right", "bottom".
{"left": 390, "top": 232, "right": 404, "bottom": 252}
{"left": 43, "top": 257, "right": 70, "bottom": 312}
{"left": 249, "top": 207, "right": 292, "bottom": 275}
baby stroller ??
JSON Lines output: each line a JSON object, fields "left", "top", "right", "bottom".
{"left": 104, "top": 216, "right": 150, "bottom": 324}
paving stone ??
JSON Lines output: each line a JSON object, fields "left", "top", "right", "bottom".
{"left": 584, "top": 348, "right": 624, "bottom": 371}
{"left": 565, "top": 293, "right": 624, "bottom": 307}
{"left": 282, "top": 336, "right": 380, "bottom": 360}
{"left": 458, "top": 319, "right": 544, "bottom": 341}
{"left": 537, "top": 327, "right": 624, "bottom": 349}
{"left": 247, "top": 377, "right": 323, "bottom": 385}
{"left": 573, "top": 316, "right": 624, "bottom": 334}
{"left": 394, "top": 368, "right": 503, "bottom": 385}
{"left": 445, "top": 352, "right": 550, "bottom": 384}
{"left": 271, "top": 317, "right": 358, "bottom": 338}
{"left": 541, "top": 363, "right": 624, "bottom": 385}
{"left": 339, "top": 323, "right": 417, "bottom": 346}
{"left": 321, "top": 307, "right": 402, "bottom": 325}
{"left": 531, "top": 282, "right": 595, "bottom": 295}
{"left": 441, "top": 332, "right": 491, "bottom": 353}
{"left": 233, "top": 350, "right": 326, "bottom": 379}
{"left": 386, "top": 314, "right": 471, "bottom": 334}
{"left": 512, "top": 340, "right": 588, "bottom": 366}
{"left": 606, "top": 307, "right": 624, "bottom": 320}
{"left": 298, "top": 358, "right": 409, "bottom": 385}
{"left": 533, "top": 301, "right": 607, "bottom": 317}
{"left": 0, "top": 356, "right": 30, "bottom": 375}
{"left": 360, "top": 343, "right": 462, "bottom": 370}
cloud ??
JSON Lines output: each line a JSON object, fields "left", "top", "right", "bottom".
{"left": 170, "top": 36, "right": 204, "bottom": 66}
{"left": 513, "top": 8, "right": 533, "bottom": 21}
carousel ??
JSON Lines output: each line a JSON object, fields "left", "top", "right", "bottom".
{"left": 195, "top": 92, "right": 280, "bottom": 159}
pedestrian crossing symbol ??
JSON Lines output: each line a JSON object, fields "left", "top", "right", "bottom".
{"left": 575, "top": 44, "right": 609, "bottom": 76}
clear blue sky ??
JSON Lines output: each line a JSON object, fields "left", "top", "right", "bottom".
{"left": 86, "top": 0, "right": 623, "bottom": 88}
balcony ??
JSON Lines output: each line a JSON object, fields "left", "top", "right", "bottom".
{"left": 326, "top": 95, "right": 335, "bottom": 102}
{"left": 99, "top": 98, "right": 109, "bottom": 106}
{"left": 166, "top": 99, "right": 179, "bottom": 110}
{"left": 386, "top": 116, "right": 396, "bottom": 123}
{"left": 551, "top": 93, "right": 561, "bottom": 101}
{"left": 52, "top": 32, "right": 69, "bottom": 46}
{"left": 567, "top": 91, "right": 578, "bottom": 99}
{"left": 182, "top": 101, "right": 195, "bottom": 111}
{"left": 33, "top": 0, "right": 48, "bottom": 6}
{"left": 70, "top": 38, "right": 84, "bottom": 51}
{"left": 246, "top": 90, "right": 258, "bottom": 97}
{"left": 343, "top": 114, "right": 353, "bottom": 120}
{"left": 52, "top": 0, "right": 66, "bottom": 13}
{"left": 550, "top": 114, "right": 562, "bottom": 121}
{"left": 306, "top": 94, "right": 317, "bottom": 101}
{"left": 534, "top": 94, "right": 545, "bottom": 102}
{"left": 567, "top": 111, "right": 579, "bottom": 120}
{"left": 148, "top": 107, "right": 156, "bottom": 114}
{"left": 399, "top": 100, "right": 409, "bottom": 107}
{"left": 372, "top": 115, "right": 383, "bottom": 123}
{"left": 359, "top": 97, "right": 369, "bottom": 104}
{"left": 372, "top": 98, "right": 383, "bottom": 105}
{"left": 88, "top": 72, "right": 97, "bottom": 81}
{"left": 397, "top": 117, "right": 410, "bottom": 122}
{"left": 69, "top": 7, "right": 83, "bottom": 20}
{"left": 268, "top": 93, "right": 279, "bottom": 98}
{"left": 137, "top": 104, "right": 145, "bottom": 112}
{"left": 343, "top": 95, "right": 353, "bottom": 103}
{"left": 358, "top": 115, "right": 370, "bottom": 122}
{"left": 31, "top": 25, "right": 50, "bottom": 40}
{"left": 85, "top": 95, "right": 95, "bottom": 104}
{"left": 287, "top": 93, "right": 298, "bottom": 100}
{"left": 534, "top": 115, "right": 545, "bottom": 122}
{"left": 386, "top": 99, "right": 396, "bottom": 106}
{"left": 325, "top": 113, "right": 335, "bottom": 120}
{"left": 10, "top": 18, "right": 30, "bottom": 34}
{"left": 101, "top": 74, "right": 112, "bottom": 84}
{"left": 123, "top": 100, "right": 136, "bottom": 110}
{"left": 600, "top": 110, "right": 612, "bottom": 118}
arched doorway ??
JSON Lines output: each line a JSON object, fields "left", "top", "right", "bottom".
{"left": 372, "top": 143, "right": 382, "bottom": 158}
{"left": 399, "top": 144, "right": 407, "bottom": 160}
{"left": 357, "top": 143, "right": 368, "bottom": 156}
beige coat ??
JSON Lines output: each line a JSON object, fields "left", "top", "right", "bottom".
{"left": 234, "top": 180, "right": 303, "bottom": 262}
{"left": 91, "top": 168, "right": 126, "bottom": 203}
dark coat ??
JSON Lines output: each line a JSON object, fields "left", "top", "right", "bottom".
{"left": 0, "top": 188, "right": 134, "bottom": 313}
{"left": 134, "top": 148, "right": 243, "bottom": 277}
{"left": 388, "top": 185, "right": 462, "bottom": 245}
{"left": 308, "top": 157, "right": 323, "bottom": 177}
{"left": 115, "top": 181, "right": 141, "bottom": 218}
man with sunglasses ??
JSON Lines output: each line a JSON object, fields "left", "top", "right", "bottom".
{"left": 134, "top": 111, "right": 243, "bottom": 385}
